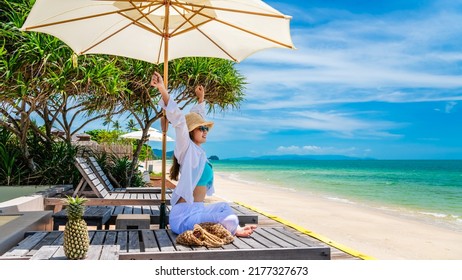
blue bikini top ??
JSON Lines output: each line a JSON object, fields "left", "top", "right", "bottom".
{"left": 196, "top": 162, "right": 213, "bottom": 188}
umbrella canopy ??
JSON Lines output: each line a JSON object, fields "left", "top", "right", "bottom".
{"left": 120, "top": 127, "right": 174, "bottom": 142}
{"left": 21, "top": 0, "right": 294, "bottom": 228}
{"left": 21, "top": 0, "right": 294, "bottom": 64}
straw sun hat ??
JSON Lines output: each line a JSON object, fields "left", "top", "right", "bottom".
{"left": 185, "top": 112, "right": 214, "bottom": 132}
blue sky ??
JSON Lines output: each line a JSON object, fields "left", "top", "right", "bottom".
{"left": 158, "top": 0, "right": 461, "bottom": 160}
{"left": 104, "top": 0, "right": 462, "bottom": 160}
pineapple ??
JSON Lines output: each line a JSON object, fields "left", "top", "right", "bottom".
{"left": 63, "top": 196, "right": 90, "bottom": 260}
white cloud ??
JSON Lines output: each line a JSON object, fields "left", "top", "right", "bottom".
{"left": 207, "top": 108, "right": 404, "bottom": 142}
{"left": 236, "top": 5, "right": 462, "bottom": 107}
{"left": 276, "top": 145, "right": 361, "bottom": 156}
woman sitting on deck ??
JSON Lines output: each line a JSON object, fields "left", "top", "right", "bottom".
{"left": 150, "top": 71, "right": 256, "bottom": 237}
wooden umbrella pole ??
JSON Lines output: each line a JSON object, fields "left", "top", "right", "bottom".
{"left": 159, "top": 1, "right": 171, "bottom": 229}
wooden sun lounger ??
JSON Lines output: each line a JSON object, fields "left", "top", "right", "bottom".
{"left": 73, "top": 157, "right": 172, "bottom": 202}
{"left": 86, "top": 157, "right": 175, "bottom": 194}
{"left": 42, "top": 158, "right": 171, "bottom": 212}
{"left": 1, "top": 227, "right": 330, "bottom": 260}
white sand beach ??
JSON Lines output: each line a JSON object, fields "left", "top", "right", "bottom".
{"left": 211, "top": 172, "right": 462, "bottom": 260}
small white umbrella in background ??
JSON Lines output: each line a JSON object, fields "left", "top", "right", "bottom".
{"left": 21, "top": 0, "right": 295, "bottom": 228}
{"left": 120, "top": 127, "right": 174, "bottom": 181}
{"left": 120, "top": 127, "right": 174, "bottom": 142}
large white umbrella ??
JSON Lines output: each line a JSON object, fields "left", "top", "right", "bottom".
{"left": 21, "top": 0, "right": 295, "bottom": 228}
{"left": 120, "top": 127, "right": 174, "bottom": 142}
{"left": 21, "top": 0, "right": 294, "bottom": 63}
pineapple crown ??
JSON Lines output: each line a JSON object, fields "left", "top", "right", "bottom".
{"left": 65, "top": 195, "right": 88, "bottom": 206}
{"left": 65, "top": 195, "right": 87, "bottom": 220}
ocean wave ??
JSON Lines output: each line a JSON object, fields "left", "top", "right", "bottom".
{"left": 324, "top": 196, "right": 356, "bottom": 205}
{"left": 216, "top": 171, "right": 298, "bottom": 192}
{"left": 419, "top": 211, "right": 448, "bottom": 219}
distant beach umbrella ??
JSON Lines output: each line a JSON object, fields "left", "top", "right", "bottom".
{"left": 120, "top": 127, "right": 174, "bottom": 142}
{"left": 22, "top": 0, "right": 295, "bottom": 228}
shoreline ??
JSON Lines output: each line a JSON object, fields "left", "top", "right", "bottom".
{"left": 212, "top": 171, "right": 462, "bottom": 260}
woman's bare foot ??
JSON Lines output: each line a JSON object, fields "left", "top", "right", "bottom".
{"left": 235, "top": 225, "right": 257, "bottom": 237}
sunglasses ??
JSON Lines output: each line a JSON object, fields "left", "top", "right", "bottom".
{"left": 197, "top": 126, "right": 209, "bottom": 132}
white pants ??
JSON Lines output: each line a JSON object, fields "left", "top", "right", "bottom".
{"left": 169, "top": 202, "right": 239, "bottom": 235}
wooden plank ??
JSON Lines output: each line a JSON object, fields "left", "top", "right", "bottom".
{"left": 91, "top": 231, "right": 106, "bottom": 245}
{"left": 127, "top": 230, "right": 140, "bottom": 253}
{"left": 155, "top": 229, "right": 176, "bottom": 252}
{"left": 236, "top": 234, "right": 267, "bottom": 249}
{"left": 119, "top": 247, "right": 330, "bottom": 260}
{"left": 272, "top": 227, "right": 324, "bottom": 247}
{"left": 112, "top": 206, "right": 124, "bottom": 216}
{"left": 51, "top": 246, "right": 66, "bottom": 259}
{"left": 88, "top": 231, "right": 96, "bottom": 240}
{"left": 221, "top": 242, "right": 238, "bottom": 250}
{"left": 29, "top": 244, "right": 118, "bottom": 260}
{"left": 104, "top": 231, "right": 117, "bottom": 245}
{"left": 30, "top": 245, "right": 60, "bottom": 260}
{"left": 145, "top": 206, "right": 157, "bottom": 215}
{"left": 262, "top": 227, "right": 309, "bottom": 247}
{"left": 140, "top": 230, "right": 160, "bottom": 252}
{"left": 244, "top": 230, "right": 281, "bottom": 248}
{"left": 86, "top": 245, "right": 103, "bottom": 260}
{"left": 51, "top": 232, "right": 64, "bottom": 245}
{"left": 133, "top": 206, "right": 142, "bottom": 214}
{"left": 122, "top": 206, "right": 133, "bottom": 214}
{"left": 100, "top": 245, "right": 119, "bottom": 260}
{"left": 2, "top": 232, "right": 48, "bottom": 257}
{"left": 117, "top": 231, "right": 128, "bottom": 252}
{"left": 253, "top": 228, "right": 295, "bottom": 248}
{"left": 226, "top": 237, "right": 252, "bottom": 250}
{"left": 29, "top": 231, "right": 62, "bottom": 256}
{"left": 167, "top": 230, "right": 193, "bottom": 252}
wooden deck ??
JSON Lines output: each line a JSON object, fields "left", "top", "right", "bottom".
{"left": 0, "top": 186, "right": 361, "bottom": 260}
{"left": 0, "top": 204, "right": 360, "bottom": 260}
{"left": 1, "top": 227, "right": 330, "bottom": 260}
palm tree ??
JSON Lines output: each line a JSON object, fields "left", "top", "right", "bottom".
{"left": 112, "top": 120, "right": 122, "bottom": 132}
{"left": 0, "top": 0, "right": 125, "bottom": 174}
{"left": 125, "top": 119, "right": 138, "bottom": 131}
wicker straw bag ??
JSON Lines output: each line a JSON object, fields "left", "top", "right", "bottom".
{"left": 176, "top": 222, "right": 234, "bottom": 248}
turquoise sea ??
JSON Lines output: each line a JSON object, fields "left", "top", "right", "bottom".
{"left": 213, "top": 160, "right": 462, "bottom": 232}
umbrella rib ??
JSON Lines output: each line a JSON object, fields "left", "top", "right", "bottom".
{"left": 176, "top": 4, "right": 293, "bottom": 50}
{"left": 80, "top": 2, "right": 163, "bottom": 55}
{"left": 80, "top": 14, "right": 142, "bottom": 55}
{"left": 217, "top": 17, "right": 294, "bottom": 49}
{"left": 169, "top": 3, "right": 237, "bottom": 61}
{"left": 129, "top": 1, "right": 164, "bottom": 35}
{"left": 169, "top": 5, "right": 216, "bottom": 38}
{"left": 130, "top": 1, "right": 168, "bottom": 64}
{"left": 169, "top": 4, "right": 207, "bottom": 35}
{"left": 22, "top": 3, "right": 155, "bottom": 30}
{"left": 176, "top": 1, "right": 291, "bottom": 20}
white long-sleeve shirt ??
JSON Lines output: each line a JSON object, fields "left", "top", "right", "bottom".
{"left": 159, "top": 99, "right": 215, "bottom": 205}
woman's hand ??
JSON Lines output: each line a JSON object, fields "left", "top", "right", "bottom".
{"left": 150, "top": 71, "right": 164, "bottom": 89}
{"left": 195, "top": 85, "right": 205, "bottom": 103}
{"left": 151, "top": 71, "right": 169, "bottom": 104}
